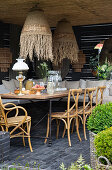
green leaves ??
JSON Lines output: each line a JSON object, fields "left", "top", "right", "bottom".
{"left": 97, "top": 62, "right": 112, "bottom": 80}
{"left": 37, "top": 62, "right": 49, "bottom": 79}
{"left": 87, "top": 103, "right": 112, "bottom": 134}
{"left": 94, "top": 127, "right": 112, "bottom": 164}
{"left": 89, "top": 55, "right": 99, "bottom": 71}
{"left": 60, "top": 155, "right": 93, "bottom": 170}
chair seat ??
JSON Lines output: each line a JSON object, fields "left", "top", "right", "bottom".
{"left": 78, "top": 106, "right": 91, "bottom": 115}
{"left": 51, "top": 111, "right": 77, "bottom": 118}
{"left": 1, "top": 116, "right": 31, "bottom": 125}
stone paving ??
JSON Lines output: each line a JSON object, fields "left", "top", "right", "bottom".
{"left": 0, "top": 101, "right": 90, "bottom": 170}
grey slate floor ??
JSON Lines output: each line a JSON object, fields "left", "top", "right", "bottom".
{"left": 0, "top": 101, "right": 90, "bottom": 170}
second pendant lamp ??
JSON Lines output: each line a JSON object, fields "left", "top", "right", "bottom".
{"left": 20, "top": 7, "right": 53, "bottom": 61}
{"left": 53, "top": 18, "right": 79, "bottom": 66}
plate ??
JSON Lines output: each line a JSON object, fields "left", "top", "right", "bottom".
{"left": 55, "top": 88, "right": 67, "bottom": 92}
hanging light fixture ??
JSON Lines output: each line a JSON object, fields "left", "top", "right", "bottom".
{"left": 20, "top": 6, "right": 53, "bottom": 61}
{"left": 53, "top": 18, "right": 79, "bottom": 66}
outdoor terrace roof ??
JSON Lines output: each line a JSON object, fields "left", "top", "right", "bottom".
{"left": 0, "top": 0, "right": 112, "bottom": 26}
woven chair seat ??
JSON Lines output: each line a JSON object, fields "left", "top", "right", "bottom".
{"left": 1, "top": 116, "right": 31, "bottom": 125}
{"left": 78, "top": 106, "right": 91, "bottom": 115}
{"left": 51, "top": 111, "right": 77, "bottom": 118}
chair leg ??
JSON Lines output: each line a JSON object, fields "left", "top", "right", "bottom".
{"left": 71, "top": 118, "right": 75, "bottom": 134}
{"left": 56, "top": 119, "right": 60, "bottom": 139}
{"left": 76, "top": 117, "right": 81, "bottom": 142}
{"left": 1, "top": 125, "right": 5, "bottom": 131}
{"left": 27, "top": 121, "right": 33, "bottom": 152}
{"left": 44, "top": 115, "right": 49, "bottom": 144}
{"left": 83, "top": 114, "right": 87, "bottom": 140}
{"left": 67, "top": 120, "right": 71, "bottom": 146}
{"left": 22, "top": 124, "right": 25, "bottom": 147}
{"left": 62, "top": 124, "right": 66, "bottom": 138}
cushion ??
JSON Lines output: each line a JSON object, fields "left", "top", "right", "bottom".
{"left": 65, "top": 81, "right": 80, "bottom": 90}
{"left": 102, "top": 96, "right": 112, "bottom": 104}
{"left": 13, "top": 79, "right": 19, "bottom": 89}
{"left": 86, "top": 80, "right": 106, "bottom": 98}
{"left": 58, "top": 80, "right": 66, "bottom": 88}
{"left": 79, "top": 79, "right": 86, "bottom": 89}
{"left": 78, "top": 94, "right": 89, "bottom": 103}
{"left": 104, "top": 80, "right": 112, "bottom": 97}
{"left": 0, "top": 84, "right": 10, "bottom": 94}
{"left": 2, "top": 79, "right": 16, "bottom": 92}
{"left": 86, "top": 80, "right": 106, "bottom": 88}
{"left": 109, "top": 85, "right": 112, "bottom": 96}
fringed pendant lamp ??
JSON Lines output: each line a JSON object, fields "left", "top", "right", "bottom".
{"left": 53, "top": 18, "right": 79, "bottom": 66}
{"left": 20, "top": 7, "right": 53, "bottom": 61}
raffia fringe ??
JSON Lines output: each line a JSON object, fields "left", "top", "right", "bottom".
{"left": 20, "top": 34, "right": 53, "bottom": 61}
{"left": 53, "top": 42, "right": 78, "bottom": 66}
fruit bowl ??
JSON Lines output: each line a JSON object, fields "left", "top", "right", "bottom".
{"left": 32, "top": 84, "right": 45, "bottom": 95}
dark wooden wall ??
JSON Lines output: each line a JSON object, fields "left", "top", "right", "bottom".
{"left": 1, "top": 22, "right": 112, "bottom": 83}
{"left": 72, "top": 23, "right": 112, "bottom": 80}
{"left": 0, "top": 22, "right": 21, "bottom": 84}
{"left": 74, "top": 23, "right": 112, "bottom": 64}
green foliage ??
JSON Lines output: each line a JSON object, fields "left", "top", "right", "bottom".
{"left": 60, "top": 155, "right": 92, "bottom": 170}
{"left": 37, "top": 62, "right": 49, "bottom": 79}
{"left": 87, "top": 103, "right": 112, "bottom": 134}
{"left": 94, "top": 127, "right": 112, "bottom": 164}
{"left": 0, "top": 159, "right": 39, "bottom": 170}
{"left": 97, "top": 62, "right": 112, "bottom": 80}
{"left": 89, "top": 55, "right": 99, "bottom": 71}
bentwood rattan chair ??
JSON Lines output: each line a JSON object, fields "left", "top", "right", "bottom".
{"left": 71, "top": 87, "right": 96, "bottom": 140}
{"left": 95, "top": 86, "right": 106, "bottom": 106}
{"left": 44, "top": 89, "right": 82, "bottom": 146}
{"left": 0, "top": 96, "right": 33, "bottom": 152}
{"left": 71, "top": 86, "right": 106, "bottom": 140}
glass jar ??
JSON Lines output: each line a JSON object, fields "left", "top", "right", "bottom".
{"left": 25, "top": 79, "right": 33, "bottom": 90}
{"left": 47, "top": 76, "right": 55, "bottom": 94}
{"left": 48, "top": 70, "right": 62, "bottom": 89}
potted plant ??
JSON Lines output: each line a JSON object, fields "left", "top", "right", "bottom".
{"left": 36, "top": 62, "right": 49, "bottom": 82}
{"left": 94, "top": 127, "right": 112, "bottom": 169}
{"left": 87, "top": 103, "right": 112, "bottom": 169}
{"left": 89, "top": 55, "right": 99, "bottom": 76}
{"left": 97, "top": 62, "right": 112, "bottom": 80}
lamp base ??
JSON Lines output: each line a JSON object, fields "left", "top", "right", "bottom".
{"left": 18, "top": 92, "right": 24, "bottom": 96}
{"left": 16, "top": 71, "right": 25, "bottom": 96}
{"left": 18, "top": 93, "right": 24, "bottom": 96}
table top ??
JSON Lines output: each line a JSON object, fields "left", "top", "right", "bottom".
{"left": 0, "top": 90, "right": 69, "bottom": 100}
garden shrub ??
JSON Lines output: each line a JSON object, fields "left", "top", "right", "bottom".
{"left": 87, "top": 103, "right": 112, "bottom": 134}
{"left": 94, "top": 127, "right": 112, "bottom": 164}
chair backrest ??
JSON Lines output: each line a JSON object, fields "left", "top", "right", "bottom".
{"left": 0, "top": 96, "right": 7, "bottom": 129}
{"left": 96, "top": 86, "right": 106, "bottom": 105}
{"left": 66, "top": 88, "right": 82, "bottom": 117}
{"left": 83, "top": 87, "right": 97, "bottom": 114}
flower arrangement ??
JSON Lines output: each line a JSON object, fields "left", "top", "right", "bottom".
{"left": 37, "top": 62, "right": 49, "bottom": 79}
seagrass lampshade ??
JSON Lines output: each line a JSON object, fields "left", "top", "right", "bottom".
{"left": 53, "top": 18, "right": 79, "bottom": 66}
{"left": 20, "top": 8, "right": 53, "bottom": 61}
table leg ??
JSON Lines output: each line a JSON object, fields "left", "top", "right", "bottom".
{"left": 48, "top": 99, "right": 52, "bottom": 146}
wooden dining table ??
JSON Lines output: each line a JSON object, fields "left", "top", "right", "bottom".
{"left": 0, "top": 90, "right": 69, "bottom": 146}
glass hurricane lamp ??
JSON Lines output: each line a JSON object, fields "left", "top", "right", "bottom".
{"left": 12, "top": 59, "right": 29, "bottom": 95}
